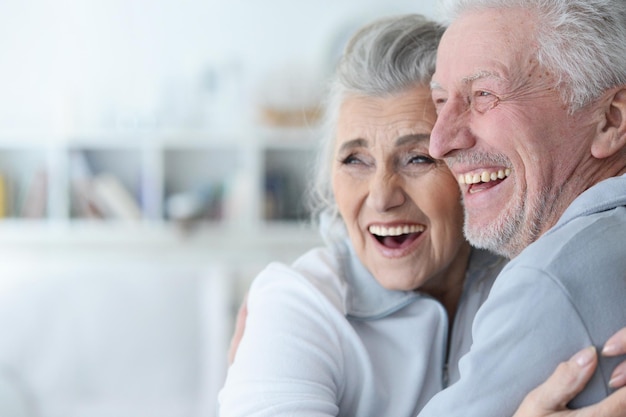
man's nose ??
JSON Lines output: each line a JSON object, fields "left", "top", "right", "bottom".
{"left": 429, "top": 98, "right": 474, "bottom": 159}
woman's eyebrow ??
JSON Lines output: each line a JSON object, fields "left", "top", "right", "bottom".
{"left": 396, "top": 133, "right": 430, "bottom": 147}
{"left": 337, "top": 134, "right": 429, "bottom": 152}
{"left": 338, "top": 138, "right": 368, "bottom": 152}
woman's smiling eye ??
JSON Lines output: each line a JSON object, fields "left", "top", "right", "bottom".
{"left": 340, "top": 154, "right": 362, "bottom": 165}
{"left": 340, "top": 152, "right": 375, "bottom": 167}
{"left": 408, "top": 154, "right": 435, "bottom": 165}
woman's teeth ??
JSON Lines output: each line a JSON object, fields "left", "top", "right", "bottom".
{"left": 368, "top": 224, "right": 425, "bottom": 236}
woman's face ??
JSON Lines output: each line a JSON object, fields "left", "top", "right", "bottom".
{"left": 332, "top": 85, "right": 469, "bottom": 293}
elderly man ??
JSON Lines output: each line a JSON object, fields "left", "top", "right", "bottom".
{"left": 426, "top": 0, "right": 626, "bottom": 415}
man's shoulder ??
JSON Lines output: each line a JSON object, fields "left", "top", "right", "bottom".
{"left": 513, "top": 201, "right": 626, "bottom": 275}
{"left": 494, "top": 199, "right": 626, "bottom": 321}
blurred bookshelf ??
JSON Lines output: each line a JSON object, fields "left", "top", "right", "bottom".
{"left": 0, "top": 126, "right": 323, "bottom": 263}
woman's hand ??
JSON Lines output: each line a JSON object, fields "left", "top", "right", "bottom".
{"left": 227, "top": 294, "right": 248, "bottom": 365}
{"left": 514, "top": 327, "right": 626, "bottom": 417}
{"left": 605, "top": 327, "right": 626, "bottom": 389}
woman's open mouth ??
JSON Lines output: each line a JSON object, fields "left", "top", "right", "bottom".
{"left": 368, "top": 224, "right": 424, "bottom": 249}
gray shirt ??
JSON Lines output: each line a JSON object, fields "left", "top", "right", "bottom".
{"left": 419, "top": 174, "right": 626, "bottom": 416}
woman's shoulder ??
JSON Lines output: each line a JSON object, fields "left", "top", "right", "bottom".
{"left": 251, "top": 246, "right": 348, "bottom": 314}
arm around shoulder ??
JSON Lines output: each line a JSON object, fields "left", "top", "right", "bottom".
{"left": 418, "top": 267, "right": 596, "bottom": 417}
{"left": 218, "top": 261, "right": 346, "bottom": 417}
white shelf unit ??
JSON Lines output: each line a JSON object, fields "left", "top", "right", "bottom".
{"left": 0, "top": 127, "right": 324, "bottom": 248}
{"left": 0, "top": 126, "right": 327, "bottom": 343}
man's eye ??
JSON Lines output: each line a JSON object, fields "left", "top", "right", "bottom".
{"left": 472, "top": 90, "right": 500, "bottom": 113}
{"left": 432, "top": 96, "right": 447, "bottom": 112}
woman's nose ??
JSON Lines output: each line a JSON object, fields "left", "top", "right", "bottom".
{"left": 366, "top": 169, "right": 406, "bottom": 213}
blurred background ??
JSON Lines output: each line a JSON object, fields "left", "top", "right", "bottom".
{"left": 0, "top": 1, "right": 438, "bottom": 416}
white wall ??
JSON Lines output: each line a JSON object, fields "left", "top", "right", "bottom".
{"left": 0, "top": 0, "right": 438, "bottom": 132}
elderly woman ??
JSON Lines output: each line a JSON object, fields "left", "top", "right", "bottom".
{"left": 218, "top": 14, "right": 506, "bottom": 416}
{"left": 219, "top": 13, "right": 626, "bottom": 417}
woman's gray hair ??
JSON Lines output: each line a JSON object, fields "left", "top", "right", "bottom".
{"left": 307, "top": 14, "right": 445, "bottom": 224}
{"left": 437, "top": 0, "right": 626, "bottom": 112}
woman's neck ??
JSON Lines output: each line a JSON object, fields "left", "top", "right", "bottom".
{"left": 421, "top": 243, "right": 472, "bottom": 325}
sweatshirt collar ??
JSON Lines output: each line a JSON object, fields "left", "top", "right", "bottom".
{"left": 340, "top": 238, "right": 420, "bottom": 320}
{"left": 549, "top": 174, "right": 626, "bottom": 235}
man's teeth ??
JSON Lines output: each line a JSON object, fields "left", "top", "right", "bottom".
{"left": 369, "top": 224, "right": 425, "bottom": 236}
{"left": 458, "top": 168, "right": 511, "bottom": 185}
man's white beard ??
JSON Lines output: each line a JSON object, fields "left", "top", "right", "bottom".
{"left": 463, "top": 187, "right": 545, "bottom": 259}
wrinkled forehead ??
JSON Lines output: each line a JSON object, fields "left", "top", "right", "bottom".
{"left": 433, "top": 8, "right": 538, "bottom": 85}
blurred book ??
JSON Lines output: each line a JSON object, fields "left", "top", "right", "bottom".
{"left": 91, "top": 173, "right": 142, "bottom": 221}
{"left": 69, "top": 150, "right": 104, "bottom": 219}
{"left": 0, "top": 173, "right": 8, "bottom": 218}
{"left": 20, "top": 169, "right": 48, "bottom": 219}
{"left": 264, "top": 170, "right": 308, "bottom": 221}
{"left": 70, "top": 150, "right": 142, "bottom": 221}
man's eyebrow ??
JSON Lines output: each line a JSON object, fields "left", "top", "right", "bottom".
{"left": 431, "top": 71, "right": 503, "bottom": 90}
{"left": 462, "top": 70, "right": 502, "bottom": 84}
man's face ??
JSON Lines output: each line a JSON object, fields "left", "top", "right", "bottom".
{"left": 429, "top": 7, "right": 599, "bottom": 258}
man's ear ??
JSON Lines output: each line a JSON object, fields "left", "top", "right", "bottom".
{"left": 592, "top": 87, "right": 626, "bottom": 159}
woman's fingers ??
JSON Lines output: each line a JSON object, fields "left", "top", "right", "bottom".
{"left": 228, "top": 294, "right": 249, "bottom": 365}
{"left": 603, "top": 328, "right": 626, "bottom": 357}
{"left": 513, "top": 347, "right": 598, "bottom": 417}
{"left": 603, "top": 327, "right": 626, "bottom": 389}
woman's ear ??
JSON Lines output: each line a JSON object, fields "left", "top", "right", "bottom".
{"left": 592, "top": 88, "right": 626, "bottom": 159}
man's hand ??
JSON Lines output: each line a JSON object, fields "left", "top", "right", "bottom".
{"left": 514, "top": 327, "right": 626, "bottom": 417}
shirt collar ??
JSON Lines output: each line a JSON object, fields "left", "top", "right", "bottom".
{"left": 550, "top": 173, "right": 626, "bottom": 234}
